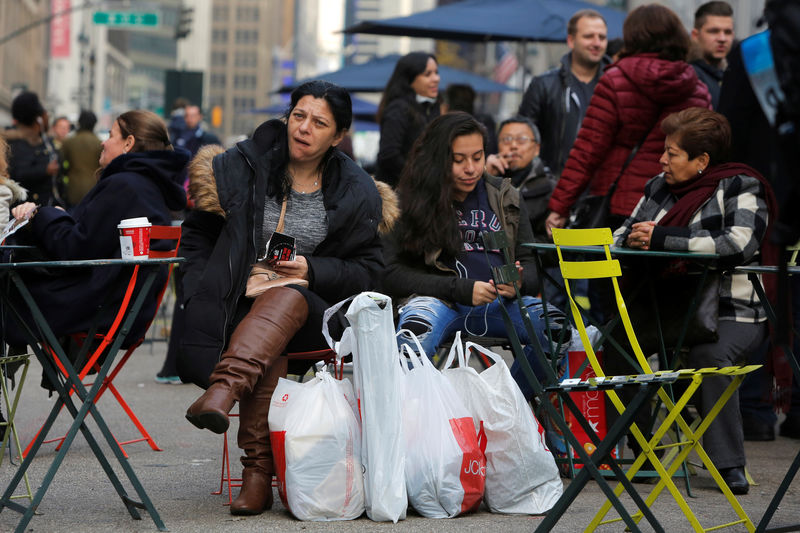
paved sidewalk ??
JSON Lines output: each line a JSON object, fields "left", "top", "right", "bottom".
{"left": 1, "top": 340, "right": 798, "bottom": 532}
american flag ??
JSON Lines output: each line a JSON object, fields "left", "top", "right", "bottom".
{"left": 493, "top": 43, "right": 519, "bottom": 84}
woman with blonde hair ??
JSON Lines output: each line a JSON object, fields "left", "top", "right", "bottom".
{"left": 0, "top": 136, "right": 28, "bottom": 223}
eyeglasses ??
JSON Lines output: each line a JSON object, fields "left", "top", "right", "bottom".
{"left": 498, "top": 135, "right": 536, "bottom": 145}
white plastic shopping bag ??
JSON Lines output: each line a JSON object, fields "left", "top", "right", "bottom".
{"left": 323, "top": 292, "right": 407, "bottom": 523}
{"left": 268, "top": 370, "right": 365, "bottom": 521}
{"left": 398, "top": 330, "right": 485, "bottom": 518}
{"left": 442, "top": 333, "right": 563, "bottom": 514}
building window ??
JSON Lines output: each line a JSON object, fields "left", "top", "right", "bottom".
{"left": 212, "top": 5, "right": 229, "bottom": 21}
{"left": 211, "top": 51, "right": 227, "bottom": 66}
{"left": 235, "top": 29, "right": 258, "bottom": 44}
{"left": 234, "top": 75, "right": 257, "bottom": 90}
{"left": 236, "top": 6, "right": 260, "bottom": 21}
{"left": 212, "top": 29, "right": 228, "bottom": 43}
{"left": 235, "top": 51, "right": 257, "bottom": 68}
{"left": 211, "top": 74, "right": 226, "bottom": 89}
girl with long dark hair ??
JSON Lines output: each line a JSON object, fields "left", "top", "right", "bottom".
{"left": 383, "top": 112, "right": 568, "bottom": 399}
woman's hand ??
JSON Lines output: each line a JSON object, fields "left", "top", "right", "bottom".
{"left": 626, "top": 221, "right": 656, "bottom": 250}
{"left": 472, "top": 281, "right": 497, "bottom": 306}
{"left": 545, "top": 211, "right": 567, "bottom": 238}
{"left": 272, "top": 255, "right": 309, "bottom": 280}
{"left": 486, "top": 153, "right": 508, "bottom": 176}
{"left": 11, "top": 202, "right": 38, "bottom": 222}
{"left": 489, "top": 260, "right": 523, "bottom": 298}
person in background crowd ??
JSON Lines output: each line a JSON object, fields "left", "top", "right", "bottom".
{"left": 4, "top": 110, "right": 187, "bottom": 389}
{"left": 613, "top": 107, "right": 774, "bottom": 495}
{"left": 60, "top": 110, "right": 102, "bottom": 208}
{"left": 375, "top": 51, "right": 441, "bottom": 187}
{"left": 486, "top": 116, "right": 555, "bottom": 242}
{"left": 50, "top": 116, "right": 71, "bottom": 150}
{"left": 167, "top": 97, "right": 190, "bottom": 146}
{"left": 719, "top": 38, "right": 800, "bottom": 441}
{"left": 383, "top": 112, "right": 569, "bottom": 402}
{"left": 1, "top": 92, "right": 59, "bottom": 206}
{"left": 181, "top": 81, "right": 396, "bottom": 516}
{"left": 690, "top": 1, "right": 735, "bottom": 109}
{"left": 174, "top": 105, "right": 221, "bottom": 157}
{"left": 517, "top": 9, "right": 609, "bottom": 176}
{"left": 442, "top": 83, "right": 498, "bottom": 154}
{"left": 544, "top": 3, "right": 711, "bottom": 323}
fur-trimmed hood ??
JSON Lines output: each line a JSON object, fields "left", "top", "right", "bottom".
{"left": 1, "top": 177, "right": 28, "bottom": 203}
{"left": 188, "top": 143, "right": 399, "bottom": 234}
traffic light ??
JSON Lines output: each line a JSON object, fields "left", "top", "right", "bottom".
{"left": 175, "top": 6, "right": 194, "bottom": 39}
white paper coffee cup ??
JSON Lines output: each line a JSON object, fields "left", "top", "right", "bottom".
{"left": 118, "top": 217, "right": 152, "bottom": 259}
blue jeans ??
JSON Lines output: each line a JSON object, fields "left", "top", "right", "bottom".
{"left": 396, "top": 296, "right": 569, "bottom": 400}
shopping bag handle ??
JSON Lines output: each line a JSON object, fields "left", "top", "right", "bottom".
{"left": 321, "top": 295, "right": 356, "bottom": 359}
{"left": 396, "top": 328, "right": 433, "bottom": 370}
{"left": 441, "top": 330, "right": 467, "bottom": 370}
{"left": 462, "top": 341, "right": 506, "bottom": 368}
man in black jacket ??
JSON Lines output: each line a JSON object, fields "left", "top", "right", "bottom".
{"left": 518, "top": 9, "right": 609, "bottom": 176}
{"left": 690, "top": 1, "right": 735, "bottom": 109}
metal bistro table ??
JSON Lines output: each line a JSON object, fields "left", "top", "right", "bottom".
{"left": 0, "top": 257, "right": 182, "bottom": 533}
{"left": 736, "top": 264, "right": 800, "bottom": 533}
{"left": 525, "top": 242, "right": 719, "bottom": 370}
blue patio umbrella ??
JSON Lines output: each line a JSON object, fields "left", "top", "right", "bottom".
{"left": 342, "top": 0, "right": 625, "bottom": 42}
{"left": 277, "top": 54, "right": 513, "bottom": 93}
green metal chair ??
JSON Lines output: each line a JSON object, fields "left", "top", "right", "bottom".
{"left": 0, "top": 351, "right": 33, "bottom": 502}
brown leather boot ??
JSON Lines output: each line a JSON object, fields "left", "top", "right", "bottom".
{"left": 186, "top": 287, "right": 308, "bottom": 434}
{"left": 230, "top": 356, "right": 288, "bottom": 515}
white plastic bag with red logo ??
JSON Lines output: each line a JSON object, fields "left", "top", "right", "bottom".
{"left": 442, "top": 334, "right": 562, "bottom": 514}
{"left": 268, "top": 370, "right": 365, "bottom": 521}
{"left": 397, "top": 330, "right": 486, "bottom": 518}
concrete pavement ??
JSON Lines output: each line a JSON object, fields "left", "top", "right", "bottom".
{"left": 1, "top": 337, "right": 798, "bottom": 532}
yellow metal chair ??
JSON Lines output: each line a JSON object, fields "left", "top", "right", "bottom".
{"left": 0, "top": 351, "right": 34, "bottom": 502}
{"left": 551, "top": 227, "right": 759, "bottom": 533}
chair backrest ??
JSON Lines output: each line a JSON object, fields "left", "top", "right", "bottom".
{"left": 551, "top": 227, "right": 652, "bottom": 377}
{"left": 148, "top": 225, "right": 182, "bottom": 259}
{"left": 787, "top": 238, "right": 800, "bottom": 267}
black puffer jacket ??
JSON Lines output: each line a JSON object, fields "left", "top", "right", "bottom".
{"left": 178, "top": 120, "right": 394, "bottom": 388}
{"left": 375, "top": 97, "right": 440, "bottom": 187}
{"left": 518, "top": 53, "right": 610, "bottom": 175}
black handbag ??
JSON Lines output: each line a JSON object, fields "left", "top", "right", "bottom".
{"left": 623, "top": 260, "right": 720, "bottom": 350}
{"left": 568, "top": 126, "right": 654, "bottom": 229}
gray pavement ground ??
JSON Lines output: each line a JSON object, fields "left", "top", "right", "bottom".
{"left": 1, "top": 335, "right": 799, "bottom": 533}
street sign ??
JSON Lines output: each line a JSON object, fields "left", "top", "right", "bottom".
{"left": 92, "top": 11, "right": 159, "bottom": 27}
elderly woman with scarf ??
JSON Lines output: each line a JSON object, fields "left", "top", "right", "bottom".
{"left": 612, "top": 107, "right": 777, "bottom": 495}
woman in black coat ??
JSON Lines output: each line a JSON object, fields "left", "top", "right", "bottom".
{"left": 182, "top": 81, "right": 397, "bottom": 517}
{"left": 6, "top": 110, "right": 187, "bottom": 348}
{"left": 375, "top": 51, "right": 441, "bottom": 187}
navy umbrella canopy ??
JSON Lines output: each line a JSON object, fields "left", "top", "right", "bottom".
{"left": 277, "top": 54, "right": 513, "bottom": 93}
{"left": 342, "top": 0, "right": 625, "bottom": 42}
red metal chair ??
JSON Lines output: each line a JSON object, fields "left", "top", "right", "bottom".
{"left": 213, "top": 349, "right": 342, "bottom": 505}
{"left": 23, "top": 225, "right": 182, "bottom": 459}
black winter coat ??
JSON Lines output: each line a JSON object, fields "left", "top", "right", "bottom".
{"left": 375, "top": 97, "right": 439, "bottom": 187}
{"left": 5, "top": 150, "right": 188, "bottom": 346}
{"left": 178, "top": 120, "right": 384, "bottom": 388}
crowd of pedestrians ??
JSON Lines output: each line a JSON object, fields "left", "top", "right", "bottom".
{"left": 1, "top": 0, "right": 798, "bottom": 523}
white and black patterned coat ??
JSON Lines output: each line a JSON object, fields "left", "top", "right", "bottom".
{"left": 614, "top": 172, "right": 769, "bottom": 323}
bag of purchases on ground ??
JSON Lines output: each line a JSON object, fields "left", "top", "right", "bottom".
{"left": 268, "top": 369, "right": 365, "bottom": 521}
{"left": 323, "top": 292, "right": 407, "bottom": 523}
{"left": 398, "top": 329, "right": 485, "bottom": 518}
{"left": 442, "top": 333, "right": 562, "bottom": 514}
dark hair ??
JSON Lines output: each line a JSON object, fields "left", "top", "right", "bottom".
{"left": 661, "top": 107, "right": 731, "bottom": 165}
{"left": 567, "top": 9, "right": 607, "bottom": 37}
{"left": 606, "top": 37, "right": 624, "bottom": 59}
{"left": 11, "top": 91, "right": 45, "bottom": 126}
{"left": 116, "top": 110, "right": 173, "bottom": 152}
{"left": 498, "top": 116, "right": 541, "bottom": 144}
{"left": 444, "top": 84, "right": 476, "bottom": 114}
{"left": 694, "top": 1, "right": 733, "bottom": 29}
{"left": 396, "top": 112, "right": 487, "bottom": 257}
{"left": 620, "top": 4, "right": 690, "bottom": 61}
{"left": 377, "top": 52, "right": 438, "bottom": 122}
{"left": 287, "top": 80, "right": 352, "bottom": 132}
{"left": 78, "top": 109, "right": 97, "bottom": 131}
